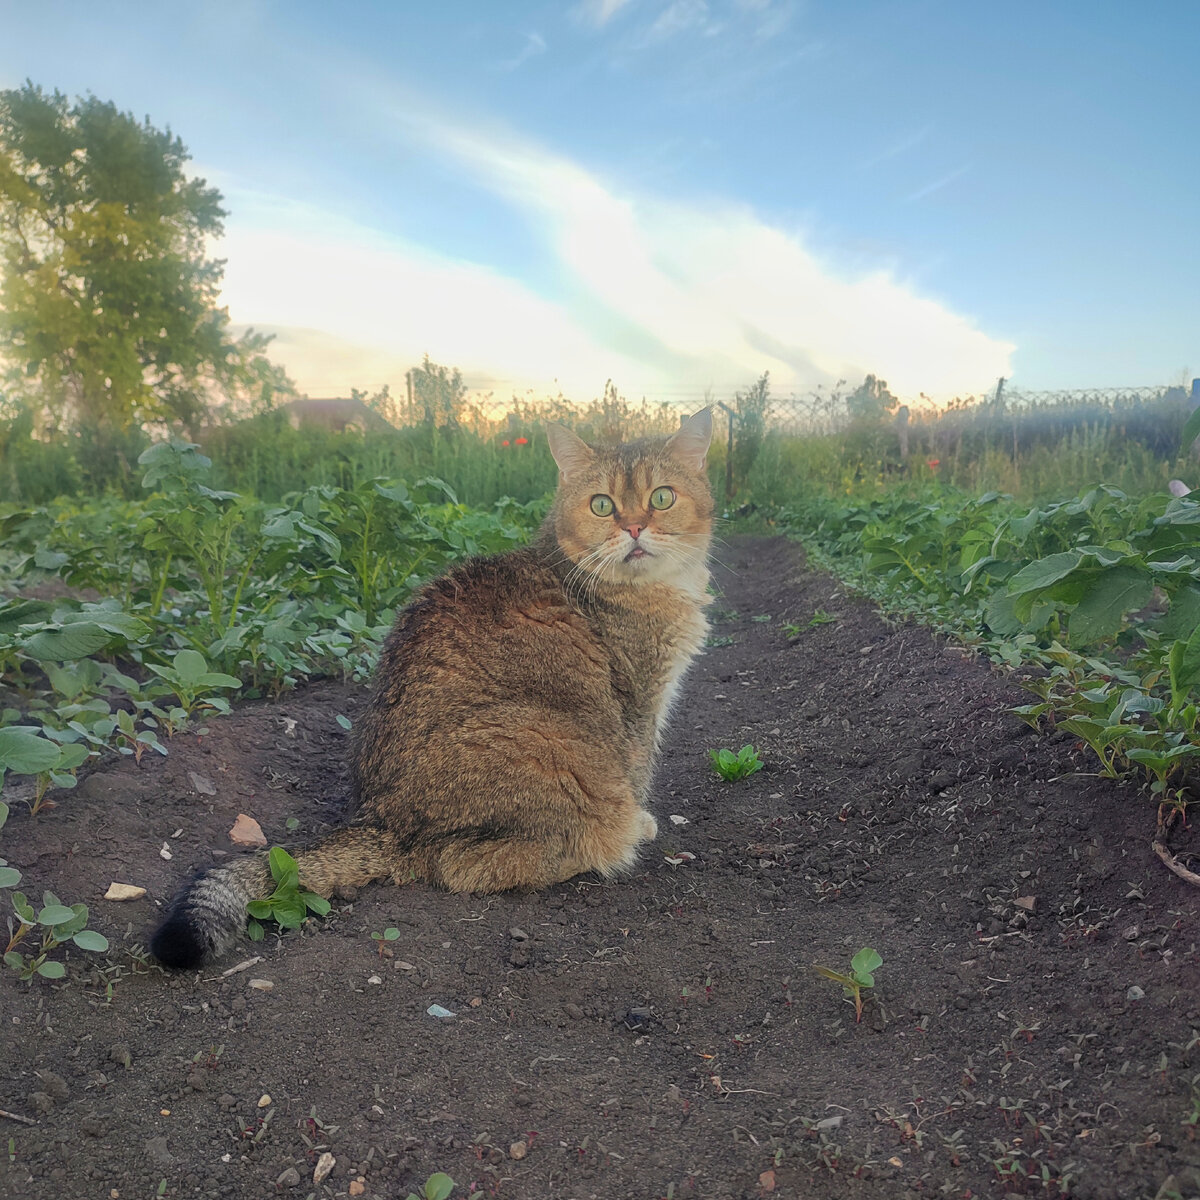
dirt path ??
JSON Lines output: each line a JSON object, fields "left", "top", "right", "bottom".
{"left": 2, "top": 537, "right": 1199, "bottom": 1200}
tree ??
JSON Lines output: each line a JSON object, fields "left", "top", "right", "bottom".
{"left": 0, "top": 82, "right": 289, "bottom": 434}
{"left": 846, "top": 374, "right": 899, "bottom": 423}
{"left": 406, "top": 355, "right": 467, "bottom": 429}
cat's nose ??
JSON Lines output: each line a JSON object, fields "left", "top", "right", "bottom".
{"left": 626, "top": 524, "right": 643, "bottom": 540}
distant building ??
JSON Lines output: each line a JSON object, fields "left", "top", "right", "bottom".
{"left": 277, "top": 397, "right": 394, "bottom": 433}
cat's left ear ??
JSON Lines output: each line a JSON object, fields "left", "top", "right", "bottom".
{"left": 546, "top": 422, "right": 595, "bottom": 481}
{"left": 665, "top": 407, "right": 713, "bottom": 472}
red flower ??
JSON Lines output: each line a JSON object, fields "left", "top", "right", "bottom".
{"left": 515, "top": 436, "right": 528, "bottom": 445}
{"left": 927, "top": 458, "right": 940, "bottom": 468}
{"left": 501, "top": 440, "right": 510, "bottom": 447}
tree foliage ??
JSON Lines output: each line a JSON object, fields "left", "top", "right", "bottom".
{"left": 846, "top": 373, "right": 899, "bottom": 423}
{"left": 0, "top": 82, "right": 289, "bottom": 433}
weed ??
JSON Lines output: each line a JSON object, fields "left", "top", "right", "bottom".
{"left": 705, "top": 634, "right": 735, "bottom": 648}
{"left": 371, "top": 927, "right": 401, "bottom": 956}
{"left": 813, "top": 947, "right": 883, "bottom": 1023}
{"left": 709, "top": 744, "right": 764, "bottom": 781}
{"left": 406, "top": 1173, "right": 454, "bottom": 1200}
{"left": 245, "top": 847, "right": 331, "bottom": 942}
{"left": 4, "top": 889, "right": 110, "bottom": 981}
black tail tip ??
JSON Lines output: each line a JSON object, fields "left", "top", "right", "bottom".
{"left": 150, "top": 909, "right": 209, "bottom": 970}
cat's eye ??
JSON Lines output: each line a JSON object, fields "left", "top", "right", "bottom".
{"left": 649, "top": 486, "right": 676, "bottom": 510}
{"left": 590, "top": 494, "right": 615, "bottom": 517}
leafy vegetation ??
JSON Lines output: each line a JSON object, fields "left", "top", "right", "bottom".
{"left": 776, "top": 479, "right": 1200, "bottom": 885}
{"left": 708, "top": 744, "right": 764, "bottom": 781}
{"left": 405, "top": 1173, "right": 454, "bottom": 1200}
{"left": 245, "top": 847, "right": 330, "bottom": 943}
{"left": 0, "top": 438, "right": 543, "bottom": 809}
{"left": 813, "top": 947, "right": 883, "bottom": 1023}
{"left": 0, "top": 84, "right": 287, "bottom": 450}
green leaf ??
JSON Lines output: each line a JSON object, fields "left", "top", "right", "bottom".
{"left": 268, "top": 845, "right": 299, "bottom": 884}
{"left": 246, "top": 918, "right": 265, "bottom": 942}
{"left": 0, "top": 867, "right": 21, "bottom": 887}
{"left": 1006, "top": 551, "right": 1085, "bottom": 597}
{"left": 4, "top": 951, "right": 27, "bottom": 970}
{"left": 20, "top": 622, "right": 113, "bottom": 661}
{"left": 384, "top": 927, "right": 401, "bottom": 941}
{"left": 301, "top": 893, "right": 331, "bottom": 917}
{"left": 0, "top": 727, "right": 65, "bottom": 775}
{"left": 0, "top": 800, "right": 7, "bottom": 831}
{"left": 246, "top": 900, "right": 273, "bottom": 920}
{"left": 336, "top": 714, "right": 352, "bottom": 730}
{"left": 1181, "top": 403, "right": 1200, "bottom": 453}
{"left": 37, "top": 904, "right": 77, "bottom": 926}
{"left": 72, "top": 929, "right": 109, "bottom": 952}
{"left": 850, "top": 947, "right": 883, "bottom": 986}
{"left": 1067, "top": 566, "right": 1153, "bottom": 644}
{"left": 171, "top": 648, "right": 209, "bottom": 684}
{"left": 36, "top": 960, "right": 66, "bottom": 979}
{"left": 424, "top": 1174, "right": 455, "bottom": 1200}
{"left": 271, "top": 895, "right": 307, "bottom": 929}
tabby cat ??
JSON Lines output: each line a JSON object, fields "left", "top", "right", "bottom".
{"left": 150, "top": 409, "right": 714, "bottom": 968}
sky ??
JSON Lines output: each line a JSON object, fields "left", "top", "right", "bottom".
{"left": 2, "top": 0, "right": 1198, "bottom": 406}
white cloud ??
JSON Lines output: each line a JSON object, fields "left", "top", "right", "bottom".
{"left": 498, "top": 31, "right": 546, "bottom": 72}
{"left": 573, "top": 0, "right": 637, "bottom": 28}
{"left": 211, "top": 106, "right": 1012, "bottom": 405}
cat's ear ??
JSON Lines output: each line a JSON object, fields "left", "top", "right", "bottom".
{"left": 665, "top": 407, "right": 713, "bottom": 472}
{"left": 546, "top": 423, "right": 595, "bottom": 481}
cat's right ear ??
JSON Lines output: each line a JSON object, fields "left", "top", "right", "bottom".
{"left": 546, "top": 423, "right": 595, "bottom": 481}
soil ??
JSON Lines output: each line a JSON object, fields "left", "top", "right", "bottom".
{"left": 2, "top": 536, "right": 1199, "bottom": 1200}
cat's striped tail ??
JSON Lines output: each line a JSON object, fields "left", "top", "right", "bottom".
{"left": 149, "top": 825, "right": 400, "bottom": 969}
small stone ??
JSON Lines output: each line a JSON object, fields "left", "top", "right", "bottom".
{"left": 145, "top": 1136, "right": 174, "bottom": 1166}
{"left": 349, "top": 1181, "right": 366, "bottom": 1197}
{"left": 564, "top": 1003, "right": 584, "bottom": 1020}
{"left": 257, "top": 1093, "right": 272, "bottom": 1108}
{"left": 1122, "top": 924, "right": 1140, "bottom": 941}
{"left": 367, "top": 974, "right": 382, "bottom": 985}
{"left": 333, "top": 885, "right": 358, "bottom": 902}
{"left": 248, "top": 978, "right": 274, "bottom": 991}
{"left": 229, "top": 814, "right": 267, "bottom": 847}
{"left": 313, "top": 1152, "right": 336, "bottom": 1184}
{"left": 103, "top": 882, "right": 146, "bottom": 902}
{"left": 509, "top": 1140, "right": 528, "bottom": 1160}
{"left": 35, "top": 1070, "right": 69, "bottom": 1100}
{"left": 188, "top": 771, "right": 217, "bottom": 796}
{"left": 185, "top": 1071, "right": 207, "bottom": 1092}
{"left": 1014, "top": 895, "right": 1036, "bottom": 912}
{"left": 394, "top": 960, "right": 415, "bottom": 971}
{"left": 1127, "top": 985, "right": 1146, "bottom": 1001}
{"left": 509, "top": 927, "right": 529, "bottom": 941}
{"left": 218, "top": 1094, "right": 236, "bottom": 1110}
{"left": 276, "top": 1166, "right": 301, "bottom": 1188}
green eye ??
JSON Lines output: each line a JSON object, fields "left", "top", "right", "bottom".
{"left": 649, "top": 486, "right": 676, "bottom": 510}
{"left": 590, "top": 494, "right": 615, "bottom": 517}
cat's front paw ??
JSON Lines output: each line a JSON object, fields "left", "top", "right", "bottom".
{"left": 635, "top": 810, "right": 658, "bottom": 842}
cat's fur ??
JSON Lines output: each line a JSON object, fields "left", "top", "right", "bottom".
{"left": 150, "top": 410, "right": 714, "bottom": 968}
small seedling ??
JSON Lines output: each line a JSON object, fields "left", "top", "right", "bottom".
{"left": 4, "top": 889, "right": 110, "bottom": 981}
{"left": 406, "top": 1173, "right": 454, "bottom": 1200}
{"left": 245, "top": 846, "right": 331, "bottom": 942}
{"left": 709, "top": 744, "right": 764, "bottom": 781}
{"left": 784, "top": 610, "right": 838, "bottom": 638}
{"left": 371, "top": 926, "right": 401, "bottom": 956}
{"left": 705, "top": 634, "right": 735, "bottom": 648}
{"left": 813, "top": 947, "right": 883, "bottom": 1023}
{"left": 750, "top": 613, "right": 772, "bottom": 623}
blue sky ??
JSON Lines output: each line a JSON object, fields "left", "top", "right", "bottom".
{"left": 2, "top": 0, "right": 1197, "bottom": 404}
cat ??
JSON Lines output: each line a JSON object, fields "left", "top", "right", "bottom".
{"left": 149, "top": 408, "right": 714, "bottom": 968}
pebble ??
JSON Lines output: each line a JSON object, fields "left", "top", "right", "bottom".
{"left": 509, "top": 927, "right": 529, "bottom": 941}
{"left": 257, "top": 1093, "right": 271, "bottom": 1108}
{"left": 248, "top": 978, "right": 274, "bottom": 991}
{"left": 367, "top": 975, "right": 382, "bottom": 985}
{"left": 509, "top": 1140, "right": 528, "bottom": 1160}
{"left": 313, "top": 1152, "right": 336, "bottom": 1184}
{"left": 563, "top": 1002, "right": 585, "bottom": 1020}
{"left": 276, "top": 1166, "right": 301, "bottom": 1188}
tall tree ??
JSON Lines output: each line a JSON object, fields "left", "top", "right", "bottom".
{"left": 0, "top": 82, "right": 288, "bottom": 434}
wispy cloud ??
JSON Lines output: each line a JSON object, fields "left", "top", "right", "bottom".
{"left": 573, "top": 0, "right": 637, "bottom": 28}
{"left": 640, "top": 0, "right": 721, "bottom": 44}
{"left": 860, "top": 125, "right": 932, "bottom": 172}
{"left": 904, "top": 165, "right": 970, "bottom": 203}
{"left": 215, "top": 104, "right": 1011, "bottom": 402}
{"left": 498, "top": 31, "right": 546, "bottom": 72}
